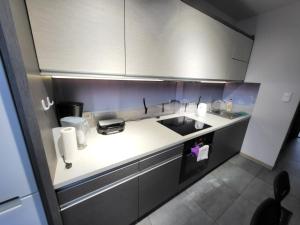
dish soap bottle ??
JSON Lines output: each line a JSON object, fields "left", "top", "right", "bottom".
{"left": 226, "top": 99, "right": 233, "bottom": 112}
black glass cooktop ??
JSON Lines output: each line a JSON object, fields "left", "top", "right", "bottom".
{"left": 157, "top": 116, "right": 211, "bottom": 136}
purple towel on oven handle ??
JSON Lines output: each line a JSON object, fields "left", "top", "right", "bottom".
{"left": 191, "top": 145, "right": 200, "bottom": 157}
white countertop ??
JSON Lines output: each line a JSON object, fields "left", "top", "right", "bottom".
{"left": 53, "top": 113, "right": 250, "bottom": 189}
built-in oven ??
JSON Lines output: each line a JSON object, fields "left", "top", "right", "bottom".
{"left": 180, "top": 132, "right": 214, "bottom": 183}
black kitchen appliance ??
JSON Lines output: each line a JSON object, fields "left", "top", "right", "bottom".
{"left": 56, "top": 102, "right": 83, "bottom": 125}
{"left": 157, "top": 116, "right": 211, "bottom": 136}
{"left": 180, "top": 132, "right": 214, "bottom": 183}
{"left": 97, "top": 118, "right": 125, "bottom": 135}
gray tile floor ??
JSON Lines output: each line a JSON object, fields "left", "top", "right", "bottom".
{"left": 136, "top": 138, "right": 300, "bottom": 225}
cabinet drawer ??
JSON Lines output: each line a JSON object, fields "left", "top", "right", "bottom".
{"left": 57, "top": 162, "right": 138, "bottom": 205}
{"left": 139, "top": 145, "right": 183, "bottom": 170}
{"left": 139, "top": 155, "right": 182, "bottom": 216}
{"left": 61, "top": 177, "right": 139, "bottom": 225}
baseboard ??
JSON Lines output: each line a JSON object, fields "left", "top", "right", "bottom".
{"left": 240, "top": 152, "right": 273, "bottom": 170}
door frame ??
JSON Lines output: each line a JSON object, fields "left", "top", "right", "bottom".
{"left": 0, "top": 1, "right": 63, "bottom": 225}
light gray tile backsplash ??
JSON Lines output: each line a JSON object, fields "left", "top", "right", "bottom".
{"left": 182, "top": 82, "right": 225, "bottom": 103}
{"left": 53, "top": 79, "right": 178, "bottom": 112}
{"left": 53, "top": 79, "right": 260, "bottom": 122}
{"left": 223, "top": 83, "right": 260, "bottom": 113}
{"left": 223, "top": 83, "right": 260, "bottom": 105}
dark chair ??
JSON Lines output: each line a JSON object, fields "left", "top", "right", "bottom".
{"left": 250, "top": 198, "right": 281, "bottom": 225}
{"left": 273, "top": 171, "right": 293, "bottom": 225}
{"left": 273, "top": 171, "right": 290, "bottom": 202}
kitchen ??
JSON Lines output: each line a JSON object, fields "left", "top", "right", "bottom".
{"left": 0, "top": 0, "right": 300, "bottom": 225}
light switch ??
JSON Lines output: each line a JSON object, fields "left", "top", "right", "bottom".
{"left": 281, "top": 92, "right": 293, "bottom": 102}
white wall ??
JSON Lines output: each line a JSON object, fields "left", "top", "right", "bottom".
{"left": 236, "top": 17, "right": 258, "bottom": 36}
{"left": 183, "top": 0, "right": 237, "bottom": 25}
{"left": 53, "top": 79, "right": 177, "bottom": 112}
{"left": 240, "top": 2, "right": 300, "bottom": 167}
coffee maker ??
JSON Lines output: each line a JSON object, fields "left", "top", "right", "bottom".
{"left": 56, "top": 102, "right": 83, "bottom": 125}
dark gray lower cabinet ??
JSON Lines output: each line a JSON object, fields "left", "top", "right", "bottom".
{"left": 208, "top": 119, "right": 250, "bottom": 170}
{"left": 138, "top": 156, "right": 182, "bottom": 216}
{"left": 58, "top": 146, "right": 183, "bottom": 225}
{"left": 57, "top": 118, "right": 249, "bottom": 225}
{"left": 61, "top": 177, "right": 139, "bottom": 225}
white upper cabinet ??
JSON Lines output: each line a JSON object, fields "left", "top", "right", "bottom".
{"left": 26, "top": 0, "right": 253, "bottom": 80}
{"left": 226, "top": 30, "right": 253, "bottom": 80}
{"left": 231, "top": 31, "right": 253, "bottom": 63}
{"left": 226, "top": 59, "right": 248, "bottom": 81}
{"left": 26, "top": 0, "right": 125, "bottom": 75}
{"left": 125, "top": 0, "right": 234, "bottom": 79}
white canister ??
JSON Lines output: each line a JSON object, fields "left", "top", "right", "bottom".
{"left": 197, "top": 103, "right": 208, "bottom": 117}
{"left": 60, "top": 116, "right": 89, "bottom": 149}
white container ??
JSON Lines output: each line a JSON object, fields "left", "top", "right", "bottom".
{"left": 60, "top": 116, "right": 89, "bottom": 149}
{"left": 226, "top": 99, "right": 233, "bottom": 112}
{"left": 197, "top": 103, "right": 207, "bottom": 117}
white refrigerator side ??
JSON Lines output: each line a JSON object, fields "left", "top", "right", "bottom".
{"left": 0, "top": 57, "right": 48, "bottom": 225}
{"left": 0, "top": 193, "right": 48, "bottom": 225}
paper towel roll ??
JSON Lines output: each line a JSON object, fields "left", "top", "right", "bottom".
{"left": 60, "top": 127, "right": 77, "bottom": 163}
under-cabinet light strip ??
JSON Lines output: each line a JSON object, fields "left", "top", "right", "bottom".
{"left": 51, "top": 75, "right": 229, "bottom": 83}
{"left": 200, "top": 80, "right": 228, "bottom": 84}
{"left": 50, "top": 74, "right": 164, "bottom": 82}
{"left": 44, "top": 72, "right": 229, "bottom": 83}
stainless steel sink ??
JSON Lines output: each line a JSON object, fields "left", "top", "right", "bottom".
{"left": 208, "top": 110, "right": 247, "bottom": 119}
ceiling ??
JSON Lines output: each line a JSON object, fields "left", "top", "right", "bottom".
{"left": 203, "top": 0, "right": 300, "bottom": 21}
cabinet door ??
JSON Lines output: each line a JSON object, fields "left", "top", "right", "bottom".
{"left": 61, "top": 177, "right": 138, "bottom": 225}
{"left": 209, "top": 119, "right": 249, "bottom": 170}
{"left": 139, "top": 155, "right": 182, "bottom": 216}
{"left": 231, "top": 31, "right": 253, "bottom": 63}
{"left": 125, "top": 0, "right": 232, "bottom": 79}
{"left": 26, "top": 0, "right": 125, "bottom": 75}
{"left": 227, "top": 59, "right": 248, "bottom": 81}
{"left": 227, "top": 31, "right": 253, "bottom": 80}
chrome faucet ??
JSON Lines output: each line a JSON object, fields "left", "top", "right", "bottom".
{"left": 160, "top": 99, "right": 181, "bottom": 113}
{"left": 143, "top": 97, "right": 148, "bottom": 114}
